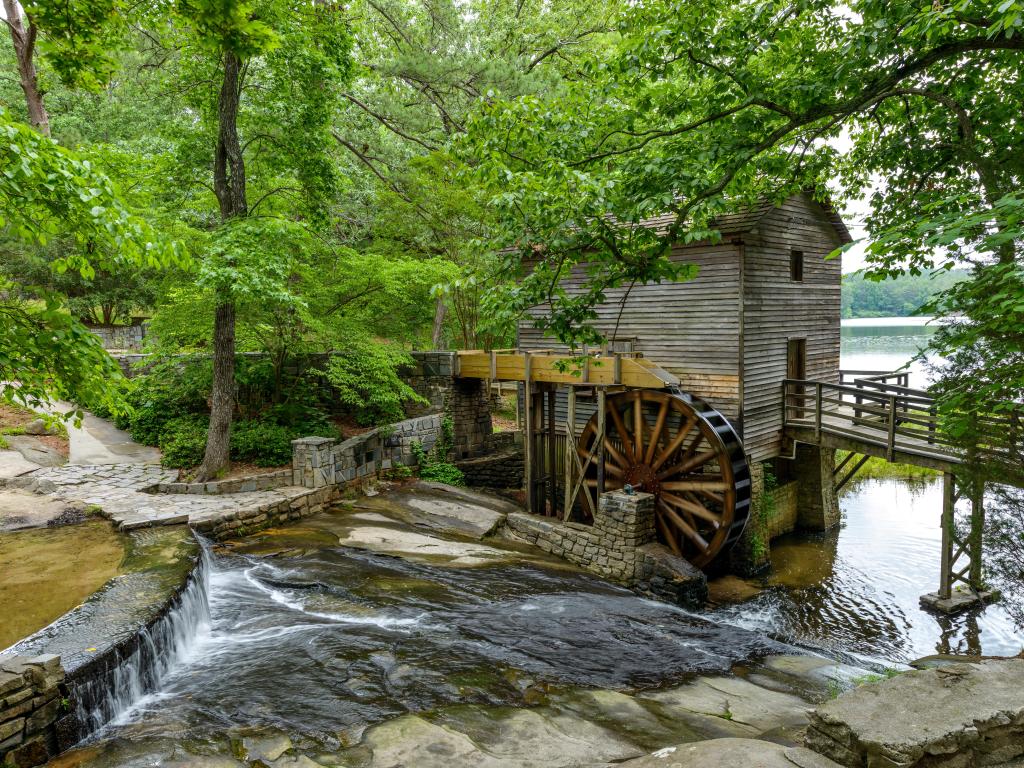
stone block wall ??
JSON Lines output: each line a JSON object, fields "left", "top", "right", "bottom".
{"left": 192, "top": 486, "right": 338, "bottom": 540}
{"left": 87, "top": 323, "right": 145, "bottom": 351}
{"left": 0, "top": 655, "right": 65, "bottom": 768}
{"left": 291, "top": 414, "right": 443, "bottom": 489}
{"left": 795, "top": 443, "right": 840, "bottom": 531}
{"left": 764, "top": 480, "right": 799, "bottom": 540}
{"left": 144, "top": 469, "right": 293, "bottom": 496}
{"left": 455, "top": 433, "right": 524, "bottom": 490}
{"left": 505, "top": 490, "right": 706, "bottom": 607}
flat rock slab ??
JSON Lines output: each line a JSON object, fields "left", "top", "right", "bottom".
{"left": 0, "top": 449, "right": 41, "bottom": 480}
{"left": 357, "top": 482, "right": 514, "bottom": 540}
{"left": 0, "top": 489, "right": 76, "bottom": 531}
{"left": 806, "top": 659, "right": 1024, "bottom": 767}
{"left": 639, "top": 675, "right": 813, "bottom": 738}
{"left": 4, "top": 434, "right": 65, "bottom": 467}
{"left": 337, "top": 524, "right": 519, "bottom": 566}
{"left": 619, "top": 738, "right": 841, "bottom": 768}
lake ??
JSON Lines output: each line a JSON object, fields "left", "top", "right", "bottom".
{"left": 840, "top": 316, "right": 940, "bottom": 389}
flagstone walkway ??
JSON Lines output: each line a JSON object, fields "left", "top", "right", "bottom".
{"left": 7, "top": 463, "right": 318, "bottom": 531}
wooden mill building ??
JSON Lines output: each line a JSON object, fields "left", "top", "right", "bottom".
{"left": 518, "top": 191, "right": 851, "bottom": 463}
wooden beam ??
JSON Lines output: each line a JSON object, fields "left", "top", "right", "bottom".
{"left": 523, "top": 355, "right": 533, "bottom": 514}
{"left": 456, "top": 350, "right": 677, "bottom": 389}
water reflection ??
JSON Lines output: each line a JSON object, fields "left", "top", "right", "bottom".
{"left": 841, "top": 317, "right": 939, "bottom": 388}
{"left": 714, "top": 478, "right": 1023, "bottom": 665}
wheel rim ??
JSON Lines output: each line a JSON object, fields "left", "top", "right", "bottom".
{"left": 576, "top": 390, "right": 751, "bottom": 568}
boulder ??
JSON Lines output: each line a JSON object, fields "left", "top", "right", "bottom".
{"left": 806, "top": 659, "right": 1024, "bottom": 767}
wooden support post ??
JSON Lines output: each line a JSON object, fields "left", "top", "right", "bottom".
{"left": 613, "top": 354, "right": 622, "bottom": 385}
{"left": 939, "top": 471, "right": 955, "bottom": 600}
{"left": 596, "top": 387, "right": 606, "bottom": 500}
{"left": 532, "top": 384, "right": 546, "bottom": 515}
{"left": 523, "top": 354, "right": 533, "bottom": 514}
{"left": 547, "top": 387, "right": 557, "bottom": 517}
{"left": 564, "top": 386, "right": 576, "bottom": 520}
{"left": 968, "top": 482, "right": 985, "bottom": 590}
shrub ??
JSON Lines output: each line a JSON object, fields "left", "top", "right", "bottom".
{"left": 323, "top": 340, "right": 427, "bottom": 426}
{"left": 411, "top": 417, "right": 464, "bottom": 486}
{"left": 264, "top": 402, "right": 338, "bottom": 439}
{"left": 159, "top": 416, "right": 208, "bottom": 469}
{"left": 230, "top": 420, "right": 296, "bottom": 467}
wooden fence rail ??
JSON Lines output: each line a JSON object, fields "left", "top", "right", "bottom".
{"left": 783, "top": 378, "right": 1024, "bottom": 471}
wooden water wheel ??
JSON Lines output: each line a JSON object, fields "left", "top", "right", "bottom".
{"left": 576, "top": 389, "right": 751, "bottom": 568}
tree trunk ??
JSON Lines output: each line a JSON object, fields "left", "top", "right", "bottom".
{"left": 431, "top": 294, "right": 447, "bottom": 349}
{"left": 199, "top": 299, "right": 236, "bottom": 479}
{"left": 197, "top": 50, "right": 247, "bottom": 481}
{"left": 3, "top": 0, "right": 49, "bottom": 136}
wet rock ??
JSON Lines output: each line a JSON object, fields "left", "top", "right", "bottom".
{"left": 806, "top": 659, "right": 1024, "bottom": 767}
{"left": 706, "top": 575, "right": 763, "bottom": 604}
{"left": 0, "top": 489, "right": 75, "bottom": 531}
{"left": 617, "top": 738, "right": 841, "bottom": 767}
{"left": 47, "top": 504, "right": 88, "bottom": 528}
{"left": 361, "top": 707, "right": 643, "bottom": 767}
{"left": 336, "top": 525, "right": 517, "bottom": 566}
{"left": 239, "top": 733, "right": 292, "bottom": 764}
{"left": 638, "top": 675, "right": 812, "bottom": 738}
{"left": 738, "top": 655, "right": 873, "bottom": 703}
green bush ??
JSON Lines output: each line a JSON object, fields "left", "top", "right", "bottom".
{"left": 230, "top": 420, "right": 296, "bottom": 467}
{"left": 411, "top": 417, "right": 464, "bottom": 486}
{"left": 159, "top": 416, "right": 208, "bottom": 469}
{"left": 264, "top": 402, "right": 338, "bottom": 439}
{"left": 323, "top": 341, "right": 428, "bottom": 426}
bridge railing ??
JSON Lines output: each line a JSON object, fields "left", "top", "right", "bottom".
{"left": 783, "top": 378, "right": 1024, "bottom": 467}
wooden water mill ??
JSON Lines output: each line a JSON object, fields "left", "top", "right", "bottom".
{"left": 575, "top": 389, "right": 751, "bottom": 568}
{"left": 456, "top": 350, "right": 752, "bottom": 568}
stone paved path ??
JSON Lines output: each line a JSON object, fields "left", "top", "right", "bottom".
{"left": 9, "top": 464, "right": 314, "bottom": 531}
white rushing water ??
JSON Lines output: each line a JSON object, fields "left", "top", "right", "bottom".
{"left": 75, "top": 542, "right": 212, "bottom": 736}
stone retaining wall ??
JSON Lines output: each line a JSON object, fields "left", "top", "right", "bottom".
{"left": 193, "top": 486, "right": 338, "bottom": 540}
{"left": 0, "top": 655, "right": 64, "bottom": 768}
{"left": 765, "top": 480, "right": 799, "bottom": 540}
{"left": 88, "top": 324, "right": 145, "bottom": 351}
{"left": 504, "top": 490, "right": 706, "bottom": 607}
{"left": 291, "top": 414, "right": 443, "bottom": 490}
{"left": 456, "top": 446, "right": 524, "bottom": 490}
{"left": 144, "top": 469, "right": 292, "bottom": 496}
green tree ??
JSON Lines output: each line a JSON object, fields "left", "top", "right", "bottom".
{"left": 461, "top": 1, "right": 1024, "bottom": 350}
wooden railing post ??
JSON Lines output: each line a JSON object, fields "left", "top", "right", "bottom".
{"left": 886, "top": 394, "right": 897, "bottom": 461}
{"left": 815, "top": 381, "right": 823, "bottom": 440}
{"left": 938, "top": 472, "right": 954, "bottom": 600}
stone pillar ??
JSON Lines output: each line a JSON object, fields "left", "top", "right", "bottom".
{"left": 795, "top": 443, "right": 840, "bottom": 531}
{"left": 0, "top": 654, "right": 65, "bottom": 768}
{"left": 595, "top": 489, "right": 656, "bottom": 548}
{"left": 291, "top": 436, "right": 337, "bottom": 488}
{"left": 729, "top": 460, "right": 771, "bottom": 576}
{"left": 447, "top": 378, "right": 492, "bottom": 459}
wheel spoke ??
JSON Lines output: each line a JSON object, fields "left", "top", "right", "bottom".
{"left": 651, "top": 416, "right": 696, "bottom": 471}
{"left": 657, "top": 448, "right": 718, "bottom": 480}
{"left": 661, "top": 491, "right": 721, "bottom": 526}
{"left": 654, "top": 508, "right": 683, "bottom": 556}
{"left": 633, "top": 392, "right": 644, "bottom": 460}
{"left": 602, "top": 438, "right": 630, "bottom": 471}
{"left": 658, "top": 499, "right": 710, "bottom": 551}
{"left": 644, "top": 400, "right": 669, "bottom": 465}
{"left": 607, "top": 402, "right": 636, "bottom": 464}
{"left": 660, "top": 479, "right": 730, "bottom": 492}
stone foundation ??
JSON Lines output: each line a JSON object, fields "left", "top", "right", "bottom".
{"left": 504, "top": 490, "right": 706, "bottom": 608}
{"left": 0, "top": 655, "right": 65, "bottom": 768}
{"left": 193, "top": 486, "right": 339, "bottom": 540}
{"left": 402, "top": 352, "right": 492, "bottom": 458}
{"left": 794, "top": 443, "right": 840, "bottom": 531}
{"left": 456, "top": 444, "right": 524, "bottom": 490}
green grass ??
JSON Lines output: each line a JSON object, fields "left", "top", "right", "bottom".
{"left": 837, "top": 451, "right": 940, "bottom": 482}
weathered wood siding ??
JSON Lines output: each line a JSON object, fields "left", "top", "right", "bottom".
{"left": 740, "top": 193, "right": 842, "bottom": 461}
{"left": 517, "top": 244, "right": 743, "bottom": 420}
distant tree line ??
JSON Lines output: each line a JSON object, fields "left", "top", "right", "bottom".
{"left": 841, "top": 270, "right": 969, "bottom": 319}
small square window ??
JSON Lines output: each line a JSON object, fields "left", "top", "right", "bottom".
{"left": 790, "top": 249, "right": 804, "bottom": 281}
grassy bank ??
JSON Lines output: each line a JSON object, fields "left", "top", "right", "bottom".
{"left": 837, "top": 451, "right": 940, "bottom": 483}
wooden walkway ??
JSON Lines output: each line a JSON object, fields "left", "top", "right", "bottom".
{"left": 783, "top": 371, "right": 1023, "bottom": 475}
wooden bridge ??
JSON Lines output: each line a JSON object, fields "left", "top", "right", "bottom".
{"left": 783, "top": 370, "right": 1023, "bottom": 612}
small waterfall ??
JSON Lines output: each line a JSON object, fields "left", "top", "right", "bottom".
{"left": 69, "top": 538, "right": 212, "bottom": 741}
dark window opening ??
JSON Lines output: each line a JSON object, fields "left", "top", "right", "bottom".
{"left": 790, "top": 249, "right": 804, "bottom": 281}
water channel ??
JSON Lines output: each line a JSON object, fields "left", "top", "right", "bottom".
{"left": 45, "top": 318, "right": 1024, "bottom": 766}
